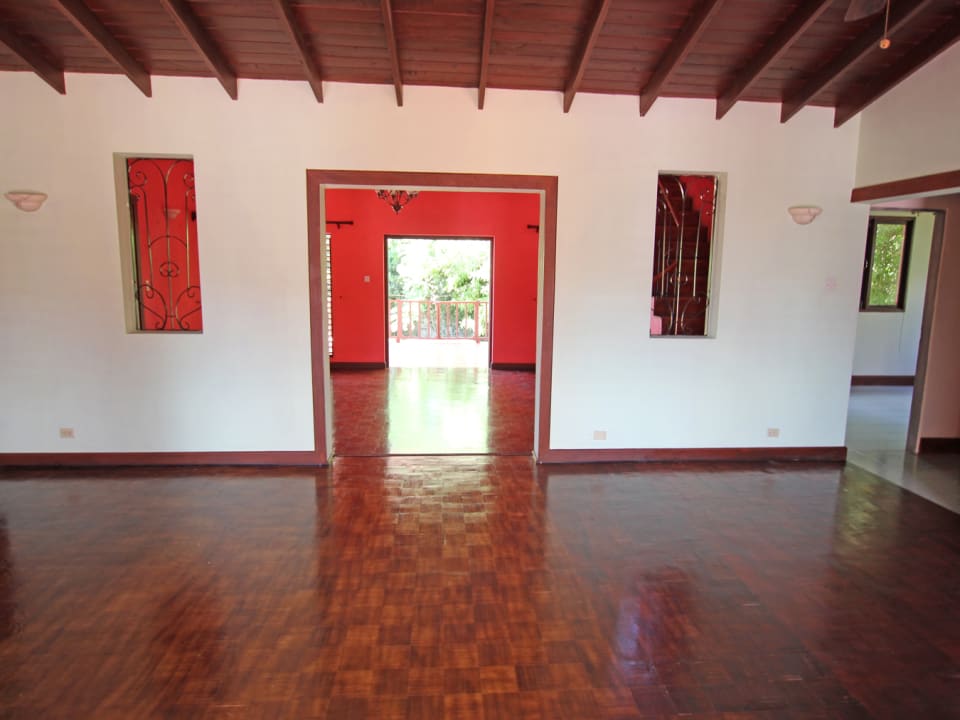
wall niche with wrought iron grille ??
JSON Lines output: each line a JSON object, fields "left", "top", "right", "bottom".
{"left": 651, "top": 172, "right": 721, "bottom": 337}
{"left": 115, "top": 155, "right": 203, "bottom": 332}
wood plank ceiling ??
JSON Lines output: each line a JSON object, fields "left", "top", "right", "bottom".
{"left": 0, "top": 0, "right": 958, "bottom": 126}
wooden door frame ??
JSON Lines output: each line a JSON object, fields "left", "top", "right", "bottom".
{"left": 907, "top": 210, "right": 945, "bottom": 452}
{"left": 863, "top": 207, "right": 946, "bottom": 452}
{"left": 307, "top": 170, "right": 558, "bottom": 464}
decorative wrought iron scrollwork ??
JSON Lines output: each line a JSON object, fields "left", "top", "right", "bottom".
{"left": 651, "top": 174, "right": 717, "bottom": 336}
{"left": 127, "top": 158, "right": 202, "bottom": 331}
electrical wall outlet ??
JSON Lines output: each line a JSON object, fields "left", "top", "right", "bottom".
{"left": 59, "top": 427, "right": 75, "bottom": 439}
{"left": 767, "top": 427, "right": 780, "bottom": 438}
{"left": 593, "top": 430, "right": 607, "bottom": 441}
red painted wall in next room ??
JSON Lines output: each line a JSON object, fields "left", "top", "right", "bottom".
{"left": 325, "top": 189, "right": 540, "bottom": 366}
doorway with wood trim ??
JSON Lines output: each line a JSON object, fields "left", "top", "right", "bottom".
{"left": 306, "top": 171, "right": 557, "bottom": 463}
{"left": 846, "top": 209, "right": 938, "bottom": 461}
{"left": 847, "top": 170, "right": 960, "bottom": 508}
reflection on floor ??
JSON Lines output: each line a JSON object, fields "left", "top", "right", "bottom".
{"left": 388, "top": 339, "right": 489, "bottom": 368}
{"left": 1, "top": 458, "right": 958, "bottom": 718}
{"left": 846, "top": 386, "right": 960, "bottom": 514}
{"left": 332, "top": 368, "right": 534, "bottom": 456}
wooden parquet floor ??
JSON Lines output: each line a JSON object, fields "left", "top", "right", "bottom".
{"left": 0, "top": 457, "right": 959, "bottom": 718}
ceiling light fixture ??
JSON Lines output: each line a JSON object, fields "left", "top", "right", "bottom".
{"left": 879, "top": 0, "right": 892, "bottom": 49}
{"left": 376, "top": 189, "right": 419, "bottom": 214}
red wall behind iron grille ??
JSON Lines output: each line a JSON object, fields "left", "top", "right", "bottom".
{"left": 678, "top": 174, "right": 716, "bottom": 232}
{"left": 127, "top": 157, "right": 202, "bottom": 331}
{"left": 325, "top": 189, "right": 540, "bottom": 366}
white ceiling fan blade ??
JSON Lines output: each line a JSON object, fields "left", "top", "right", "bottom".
{"left": 845, "top": 0, "right": 887, "bottom": 22}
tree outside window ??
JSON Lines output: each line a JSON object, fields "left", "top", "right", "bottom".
{"left": 860, "top": 217, "right": 913, "bottom": 311}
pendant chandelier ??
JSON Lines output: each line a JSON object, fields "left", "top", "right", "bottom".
{"left": 376, "top": 189, "right": 419, "bottom": 214}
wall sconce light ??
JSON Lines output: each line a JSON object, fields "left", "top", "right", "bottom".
{"left": 788, "top": 205, "right": 822, "bottom": 225}
{"left": 5, "top": 191, "right": 48, "bottom": 212}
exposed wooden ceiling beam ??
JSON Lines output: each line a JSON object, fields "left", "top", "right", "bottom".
{"left": 780, "top": 0, "right": 937, "bottom": 123}
{"left": 270, "top": 0, "right": 323, "bottom": 102}
{"left": 380, "top": 0, "right": 403, "bottom": 106}
{"left": 716, "top": 0, "right": 831, "bottom": 119}
{"left": 834, "top": 14, "right": 960, "bottom": 127}
{"left": 477, "top": 0, "right": 495, "bottom": 109}
{"left": 639, "top": 0, "right": 725, "bottom": 116}
{"left": 158, "top": 0, "right": 237, "bottom": 100}
{"left": 0, "top": 22, "right": 65, "bottom": 94}
{"left": 563, "top": 0, "right": 613, "bottom": 113}
{"left": 49, "top": 0, "right": 150, "bottom": 96}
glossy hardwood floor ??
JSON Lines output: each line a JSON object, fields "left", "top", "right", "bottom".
{"left": 1, "top": 458, "right": 958, "bottom": 718}
{"left": 332, "top": 369, "right": 534, "bottom": 456}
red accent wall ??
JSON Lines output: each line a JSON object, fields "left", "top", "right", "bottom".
{"left": 678, "top": 174, "right": 716, "bottom": 232}
{"left": 325, "top": 189, "right": 540, "bottom": 366}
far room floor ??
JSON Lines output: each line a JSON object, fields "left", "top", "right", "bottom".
{"left": 332, "top": 367, "right": 535, "bottom": 456}
{"left": 846, "top": 385, "right": 960, "bottom": 514}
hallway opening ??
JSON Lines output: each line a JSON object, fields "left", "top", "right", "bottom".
{"left": 312, "top": 177, "right": 552, "bottom": 460}
{"left": 846, "top": 208, "right": 933, "bottom": 455}
{"left": 843, "top": 193, "right": 959, "bottom": 513}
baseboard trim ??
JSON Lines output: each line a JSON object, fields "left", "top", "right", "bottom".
{"left": 536, "top": 446, "right": 847, "bottom": 464}
{"left": 491, "top": 363, "right": 536, "bottom": 371}
{"left": 852, "top": 375, "right": 914, "bottom": 386}
{"left": 0, "top": 451, "right": 326, "bottom": 468}
{"left": 331, "top": 362, "right": 387, "bottom": 371}
{"left": 918, "top": 438, "right": 960, "bottom": 453}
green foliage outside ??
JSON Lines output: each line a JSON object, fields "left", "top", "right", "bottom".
{"left": 868, "top": 223, "right": 906, "bottom": 307}
{"left": 388, "top": 238, "right": 490, "bottom": 301}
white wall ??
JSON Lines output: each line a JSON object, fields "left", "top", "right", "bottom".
{"left": 852, "top": 211, "right": 933, "bottom": 376}
{"left": 856, "top": 42, "right": 960, "bottom": 188}
{"left": 0, "top": 73, "right": 867, "bottom": 453}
